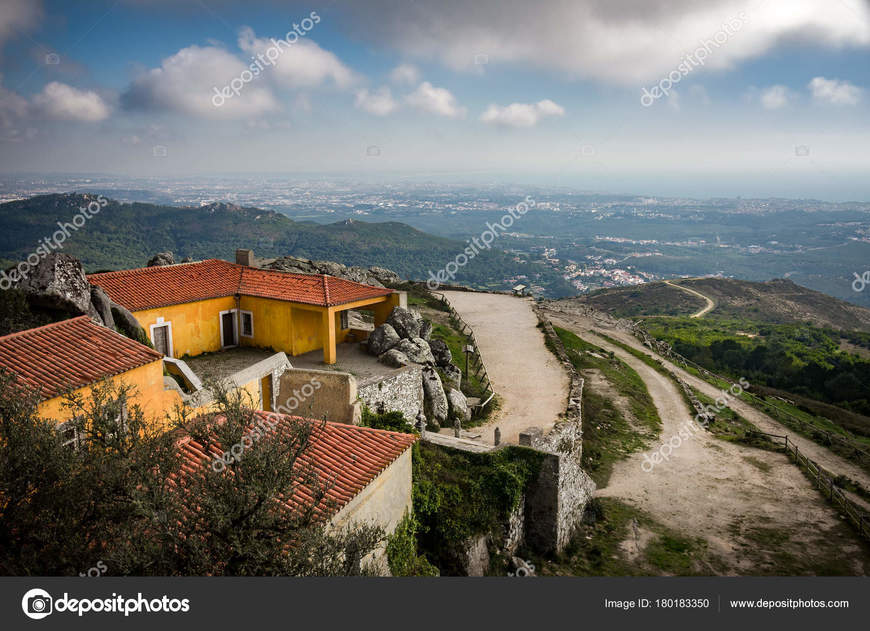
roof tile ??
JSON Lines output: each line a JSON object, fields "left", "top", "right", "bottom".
{"left": 89, "top": 259, "right": 394, "bottom": 311}
{"left": 0, "top": 316, "right": 163, "bottom": 400}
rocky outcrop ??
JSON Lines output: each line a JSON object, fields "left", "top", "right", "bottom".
{"left": 264, "top": 255, "right": 401, "bottom": 288}
{"left": 422, "top": 366, "right": 448, "bottom": 426}
{"left": 394, "top": 337, "right": 435, "bottom": 364}
{"left": 147, "top": 251, "right": 175, "bottom": 267}
{"left": 428, "top": 339, "right": 453, "bottom": 368}
{"left": 419, "top": 319, "right": 432, "bottom": 341}
{"left": 111, "top": 301, "right": 148, "bottom": 344}
{"left": 90, "top": 285, "right": 115, "bottom": 330}
{"left": 386, "top": 306, "right": 422, "bottom": 339}
{"left": 16, "top": 253, "right": 100, "bottom": 320}
{"left": 447, "top": 387, "right": 471, "bottom": 422}
{"left": 442, "top": 363, "right": 462, "bottom": 390}
{"left": 378, "top": 348, "right": 410, "bottom": 368}
{"left": 367, "top": 323, "right": 400, "bottom": 356}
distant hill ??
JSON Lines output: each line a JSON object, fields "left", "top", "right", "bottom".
{"left": 554, "top": 277, "right": 870, "bottom": 332}
{"left": 0, "top": 194, "right": 574, "bottom": 297}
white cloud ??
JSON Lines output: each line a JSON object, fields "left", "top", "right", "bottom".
{"left": 354, "top": 86, "right": 398, "bottom": 115}
{"left": 760, "top": 84, "right": 791, "bottom": 109}
{"left": 237, "top": 27, "right": 355, "bottom": 89}
{"left": 32, "top": 82, "right": 111, "bottom": 121}
{"left": 808, "top": 76, "right": 862, "bottom": 105}
{"left": 479, "top": 99, "right": 564, "bottom": 127}
{"left": 345, "top": 0, "right": 870, "bottom": 84}
{"left": 688, "top": 84, "right": 711, "bottom": 104}
{"left": 405, "top": 81, "right": 466, "bottom": 118}
{"left": 122, "top": 45, "right": 278, "bottom": 119}
{"left": 0, "top": 0, "right": 42, "bottom": 53}
{"left": 389, "top": 63, "right": 420, "bottom": 85}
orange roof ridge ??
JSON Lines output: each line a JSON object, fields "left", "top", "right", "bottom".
{"left": 0, "top": 314, "right": 91, "bottom": 342}
{"left": 91, "top": 258, "right": 393, "bottom": 311}
{"left": 0, "top": 316, "right": 163, "bottom": 401}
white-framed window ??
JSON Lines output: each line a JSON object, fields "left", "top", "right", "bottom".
{"left": 219, "top": 309, "right": 239, "bottom": 348}
{"left": 149, "top": 317, "right": 174, "bottom": 357}
{"left": 240, "top": 310, "right": 254, "bottom": 338}
{"left": 340, "top": 310, "right": 349, "bottom": 330}
{"left": 58, "top": 421, "right": 79, "bottom": 451}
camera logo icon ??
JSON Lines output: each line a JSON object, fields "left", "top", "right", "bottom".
{"left": 22, "top": 588, "right": 53, "bottom": 620}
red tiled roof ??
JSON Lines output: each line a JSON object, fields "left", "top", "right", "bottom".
{"left": 88, "top": 259, "right": 394, "bottom": 311}
{"left": 175, "top": 413, "right": 417, "bottom": 520}
{"left": 0, "top": 316, "right": 163, "bottom": 401}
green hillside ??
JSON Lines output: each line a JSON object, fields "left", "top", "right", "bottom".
{"left": 0, "top": 194, "right": 574, "bottom": 296}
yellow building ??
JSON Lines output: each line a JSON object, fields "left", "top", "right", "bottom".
{"left": 0, "top": 316, "right": 178, "bottom": 435}
{"left": 89, "top": 258, "right": 402, "bottom": 365}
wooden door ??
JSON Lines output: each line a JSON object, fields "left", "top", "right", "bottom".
{"left": 153, "top": 325, "right": 170, "bottom": 356}
{"left": 222, "top": 312, "right": 236, "bottom": 347}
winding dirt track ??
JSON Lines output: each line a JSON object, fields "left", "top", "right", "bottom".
{"left": 543, "top": 307, "right": 869, "bottom": 574}
{"left": 441, "top": 291, "right": 568, "bottom": 445}
{"left": 664, "top": 280, "right": 716, "bottom": 318}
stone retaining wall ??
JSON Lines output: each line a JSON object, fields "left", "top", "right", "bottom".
{"left": 358, "top": 365, "right": 424, "bottom": 423}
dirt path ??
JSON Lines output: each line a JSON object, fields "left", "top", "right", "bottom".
{"left": 545, "top": 308, "right": 869, "bottom": 574}
{"left": 664, "top": 280, "right": 716, "bottom": 318}
{"left": 578, "top": 317, "right": 870, "bottom": 494}
{"left": 441, "top": 291, "right": 568, "bottom": 445}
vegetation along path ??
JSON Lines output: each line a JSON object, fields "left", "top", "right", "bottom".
{"left": 544, "top": 307, "right": 869, "bottom": 574}
{"left": 441, "top": 291, "right": 568, "bottom": 445}
{"left": 664, "top": 279, "right": 716, "bottom": 318}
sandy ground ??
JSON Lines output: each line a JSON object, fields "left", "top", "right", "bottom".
{"left": 441, "top": 291, "right": 568, "bottom": 445}
{"left": 664, "top": 280, "right": 716, "bottom": 318}
{"left": 545, "top": 309, "right": 868, "bottom": 574}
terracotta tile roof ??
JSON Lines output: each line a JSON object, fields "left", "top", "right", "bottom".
{"left": 175, "top": 413, "right": 417, "bottom": 520}
{"left": 0, "top": 316, "right": 163, "bottom": 401}
{"left": 89, "top": 259, "right": 394, "bottom": 311}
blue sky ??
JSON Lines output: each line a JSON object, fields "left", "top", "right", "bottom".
{"left": 1, "top": 0, "right": 870, "bottom": 200}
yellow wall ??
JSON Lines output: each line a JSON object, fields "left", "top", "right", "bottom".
{"left": 37, "top": 360, "right": 181, "bottom": 430}
{"left": 134, "top": 296, "right": 237, "bottom": 358}
{"left": 134, "top": 293, "right": 398, "bottom": 361}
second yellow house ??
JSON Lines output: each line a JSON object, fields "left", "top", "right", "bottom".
{"left": 88, "top": 257, "right": 402, "bottom": 365}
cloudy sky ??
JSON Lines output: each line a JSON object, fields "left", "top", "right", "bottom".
{"left": 1, "top": 0, "right": 869, "bottom": 199}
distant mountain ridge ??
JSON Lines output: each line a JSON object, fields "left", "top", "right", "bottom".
{"left": 0, "top": 194, "right": 574, "bottom": 296}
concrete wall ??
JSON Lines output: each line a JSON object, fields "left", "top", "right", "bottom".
{"left": 277, "top": 367, "right": 360, "bottom": 424}
{"left": 358, "top": 365, "right": 424, "bottom": 424}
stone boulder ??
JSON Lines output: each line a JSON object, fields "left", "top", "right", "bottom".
{"left": 447, "top": 388, "right": 471, "bottom": 423}
{"left": 394, "top": 337, "right": 435, "bottom": 364}
{"left": 378, "top": 348, "right": 410, "bottom": 368}
{"left": 111, "top": 301, "right": 149, "bottom": 345}
{"left": 90, "top": 285, "right": 115, "bottom": 329}
{"left": 428, "top": 339, "right": 453, "bottom": 367}
{"left": 419, "top": 319, "right": 433, "bottom": 341}
{"left": 16, "top": 253, "right": 99, "bottom": 319}
{"left": 422, "top": 366, "right": 448, "bottom": 424}
{"left": 369, "top": 266, "right": 401, "bottom": 287}
{"left": 443, "top": 363, "right": 462, "bottom": 390}
{"left": 147, "top": 251, "right": 175, "bottom": 267}
{"left": 265, "top": 255, "right": 400, "bottom": 288}
{"left": 386, "top": 306, "right": 421, "bottom": 340}
{"left": 367, "top": 323, "right": 400, "bottom": 356}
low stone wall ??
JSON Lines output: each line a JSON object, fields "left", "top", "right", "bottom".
{"left": 358, "top": 365, "right": 424, "bottom": 423}
{"left": 519, "top": 426, "right": 595, "bottom": 555}
{"left": 277, "top": 368, "right": 360, "bottom": 424}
